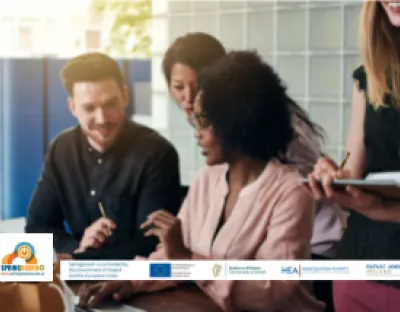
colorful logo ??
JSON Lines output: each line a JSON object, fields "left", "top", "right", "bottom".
{"left": 2, "top": 242, "right": 37, "bottom": 264}
{"left": 149, "top": 263, "right": 171, "bottom": 278}
{"left": 1, "top": 242, "right": 44, "bottom": 273}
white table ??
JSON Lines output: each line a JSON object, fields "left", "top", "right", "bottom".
{"left": 0, "top": 217, "right": 26, "bottom": 233}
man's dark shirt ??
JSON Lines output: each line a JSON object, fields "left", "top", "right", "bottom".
{"left": 25, "top": 119, "right": 181, "bottom": 260}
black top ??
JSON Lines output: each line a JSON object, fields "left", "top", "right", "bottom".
{"left": 336, "top": 66, "right": 400, "bottom": 289}
{"left": 25, "top": 119, "right": 181, "bottom": 260}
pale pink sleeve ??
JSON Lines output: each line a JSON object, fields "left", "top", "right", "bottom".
{"left": 131, "top": 180, "right": 195, "bottom": 293}
{"left": 195, "top": 186, "right": 320, "bottom": 312}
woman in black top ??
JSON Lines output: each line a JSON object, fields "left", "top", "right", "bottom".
{"left": 308, "top": 1, "right": 400, "bottom": 311}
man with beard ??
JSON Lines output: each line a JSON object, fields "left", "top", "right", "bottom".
{"left": 25, "top": 52, "right": 181, "bottom": 260}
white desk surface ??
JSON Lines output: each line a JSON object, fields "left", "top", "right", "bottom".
{"left": 0, "top": 217, "right": 26, "bottom": 233}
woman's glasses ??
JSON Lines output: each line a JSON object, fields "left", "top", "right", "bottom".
{"left": 192, "top": 112, "right": 210, "bottom": 130}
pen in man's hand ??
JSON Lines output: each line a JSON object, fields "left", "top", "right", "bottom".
{"left": 98, "top": 201, "right": 107, "bottom": 218}
{"left": 98, "top": 201, "right": 114, "bottom": 235}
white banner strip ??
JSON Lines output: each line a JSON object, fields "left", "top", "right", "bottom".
{"left": 60, "top": 260, "right": 400, "bottom": 281}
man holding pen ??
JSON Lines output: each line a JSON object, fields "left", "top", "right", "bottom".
{"left": 25, "top": 52, "right": 182, "bottom": 260}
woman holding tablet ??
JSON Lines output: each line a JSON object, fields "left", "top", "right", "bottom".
{"left": 308, "top": 1, "right": 400, "bottom": 311}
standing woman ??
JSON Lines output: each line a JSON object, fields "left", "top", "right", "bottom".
{"left": 309, "top": 1, "right": 400, "bottom": 311}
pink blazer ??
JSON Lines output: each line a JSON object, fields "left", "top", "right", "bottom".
{"left": 134, "top": 159, "right": 325, "bottom": 312}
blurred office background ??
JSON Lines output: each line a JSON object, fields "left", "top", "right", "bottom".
{"left": 0, "top": 0, "right": 363, "bottom": 220}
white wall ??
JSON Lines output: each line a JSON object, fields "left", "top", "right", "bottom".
{"left": 151, "top": 0, "right": 363, "bottom": 186}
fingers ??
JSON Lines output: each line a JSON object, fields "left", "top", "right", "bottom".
{"left": 78, "top": 282, "right": 132, "bottom": 308}
{"left": 322, "top": 173, "right": 335, "bottom": 198}
{"left": 346, "top": 185, "right": 361, "bottom": 198}
{"left": 90, "top": 282, "right": 133, "bottom": 307}
{"left": 78, "top": 283, "right": 102, "bottom": 308}
{"left": 86, "top": 218, "right": 116, "bottom": 240}
{"left": 144, "top": 227, "right": 163, "bottom": 239}
{"left": 309, "top": 156, "right": 347, "bottom": 200}
{"left": 113, "top": 282, "right": 134, "bottom": 301}
{"left": 88, "top": 282, "right": 114, "bottom": 307}
{"left": 98, "top": 217, "right": 117, "bottom": 232}
{"left": 92, "top": 229, "right": 108, "bottom": 243}
{"left": 314, "top": 156, "right": 352, "bottom": 179}
{"left": 139, "top": 210, "right": 180, "bottom": 241}
{"left": 315, "top": 157, "right": 339, "bottom": 176}
{"left": 77, "top": 284, "right": 90, "bottom": 307}
{"left": 141, "top": 215, "right": 173, "bottom": 231}
{"left": 140, "top": 210, "right": 176, "bottom": 230}
{"left": 308, "top": 174, "right": 324, "bottom": 200}
{"left": 334, "top": 168, "right": 351, "bottom": 179}
{"left": 80, "top": 234, "right": 103, "bottom": 251}
{"left": 146, "top": 210, "right": 175, "bottom": 222}
{"left": 86, "top": 237, "right": 101, "bottom": 249}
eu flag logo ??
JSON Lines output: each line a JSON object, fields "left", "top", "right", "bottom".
{"left": 149, "top": 263, "right": 172, "bottom": 278}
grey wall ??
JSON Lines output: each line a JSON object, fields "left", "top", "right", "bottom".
{"left": 151, "top": 0, "right": 362, "bottom": 186}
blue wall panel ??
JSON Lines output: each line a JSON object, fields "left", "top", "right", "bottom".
{"left": 130, "top": 59, "right": 151, "bottom": 81}
{"left": 2, "top": 59, "right": 45, "bottom": 219}
{"left": 129, "top": 59, "right": 151, "bottom": 115}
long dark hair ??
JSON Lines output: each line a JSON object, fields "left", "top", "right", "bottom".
{"left": 288, "top": 98, "right": 326, "bottom": 143}
{"left": 162, "top": 32, "right": 226, "bottom": 85}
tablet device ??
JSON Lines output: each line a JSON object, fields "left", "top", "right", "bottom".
{"left": 300, "top": 178, "right": 400, "bottom": 200}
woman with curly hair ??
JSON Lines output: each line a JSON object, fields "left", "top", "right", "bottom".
{"left": 163, "top": 32, "right": 343, "bottom": 253}
{"left": 78, "top": 51, "right": 325, "bottom": 312}
{"left": 163, "top": 33, "right": 343, "bottom": 311}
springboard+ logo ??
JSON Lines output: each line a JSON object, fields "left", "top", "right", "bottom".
{"left": 1, "top": 242, "right": 45, "bottom": 276}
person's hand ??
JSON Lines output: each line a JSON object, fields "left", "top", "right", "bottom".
{"left": 308, "top": 156, "right": 351, "bottom": 199}
{"left": 140, "top": 210, "right": 191, "bottom": 259}
{"left": 308, "top": 156, "right": 384, "bottom": 219}
{"left": 78, "top": 281, "right": 134, "bottom": 308}
{"left": 327, "top": 185, "right": 384, "bottom": 220}
{"left": 76, "top": 217, "right": 116, "bottom": 253}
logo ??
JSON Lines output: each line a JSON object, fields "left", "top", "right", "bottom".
{"left": 228, "top": 265, "right": 266, "bottom": 275}
{"left": 281, "top": 266, "right": 301, "bottom": 276}
{"left": 301, "top": 266, "right": 349, "bottom": 275}
{"left": 366, "top": 263, "right": 400, "bottom": 277}
{"left": 213, "top": 263, "right": 222, "bottom": 278}
{"left": 1, "top": 242, "right": 45, "bottom": 274}
{"left": 149, "top": 263, "right": 171, "bottom": 278}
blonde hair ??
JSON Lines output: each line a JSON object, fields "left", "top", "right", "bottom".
{"left": 360, "top": 1, "right": 400, "bottom": 107}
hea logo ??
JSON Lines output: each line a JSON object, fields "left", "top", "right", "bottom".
{"left": 280, "top": 266, "right": 301, "bottom": 276}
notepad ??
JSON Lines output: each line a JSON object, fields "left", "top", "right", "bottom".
{"left": 300, "top": 171, "right": 400, "bottom": 200}
{"left": 366, "top": 172, "right": 400, "bottom": 182}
